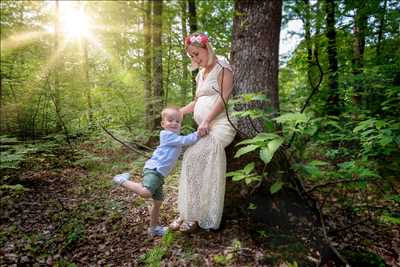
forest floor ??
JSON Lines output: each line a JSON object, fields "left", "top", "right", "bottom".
{"left": 0, "top": 136, "right": 399, "bottom": 266}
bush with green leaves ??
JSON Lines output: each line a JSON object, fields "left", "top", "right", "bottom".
{"left": 353, "top": 117, "right": 400, "bottom": 159}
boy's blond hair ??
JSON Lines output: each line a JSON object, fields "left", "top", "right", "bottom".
{"left": 161, "top": 106, "right": 181, "bottom": 121}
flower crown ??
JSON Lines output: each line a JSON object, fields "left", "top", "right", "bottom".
{"left": 185, "top": 33, "right": 209, "bottom": 47}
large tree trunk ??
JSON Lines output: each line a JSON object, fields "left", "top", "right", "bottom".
{"left": 324, "top": 0, "right": 340, "bottom": 116}
{"left": 152, "top": 0, "right": 163, "bottom": 128}
{"left": 230, "top": 0, "right": 281, "bottom": 138}
{"left": 225, "top": 0, "right": 317, "bottom": 229}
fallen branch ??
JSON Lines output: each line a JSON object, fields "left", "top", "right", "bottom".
{"left": 99, "top": 123, "right": 151, "bottom": 158}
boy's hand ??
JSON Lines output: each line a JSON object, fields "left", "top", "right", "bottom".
{"left": 197, "top": 120, "right": 210, "bottom": 137}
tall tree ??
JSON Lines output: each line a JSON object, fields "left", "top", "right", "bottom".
{"left": 376, "top": 0, "right": 387, "bottom": 58}
{"left": 52, "top": 0, "right": 62, "bottom": 131}
{"left": 324, "top": 0, "right": 340, "bottom": 116}
{"left": 187, "top": 0, "right": 197, "bottom": 100}
{"left": 152, "top": 0, "right": 163, "bottom": 128}
{"left": 231, "top": 0, "right": 282, "bottom": 137}
{"left": 180, "top": 0, "right": 189, "bottom": 105}
{"left": 303, "top": 0, "right": 313, "bottom": 65}
{"left": 144, "top": 0, "right": 153, "bottom": 130}
{"left": 351, "top": 1, "right": 367, "bottom": 106}
{"left": 82, "top": 39, "right": 93, "bottom": 129}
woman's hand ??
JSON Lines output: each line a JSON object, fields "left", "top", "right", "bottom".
{"left": 197, "top": 120, "right": 210, "bottom": 137}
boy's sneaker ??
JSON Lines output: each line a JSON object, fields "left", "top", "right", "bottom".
{"left": 148, "top": 225, "right": 168, "bottom": 237}
{"left": 113, "top": 172, "right": 130, "bottom": 185}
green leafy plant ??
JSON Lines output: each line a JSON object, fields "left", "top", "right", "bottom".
{"left": 353, "top": 118, "right": 400, "bottom": 158}
{"left": 0, "top": 149, "right": 28, "bottom": 170}
{"left": 293, "top": 160, "right": 329, "bottom": 181}
{"left": 226, "top": 162, "right": 262, "bottom": 185}
{"left": 235, "top": 133, "right": 284, "bottom": 164}
{"left": 61, "top": 219, "right": 86, "bottom": 249}
{"left": 270, "top": 181, "right": 284, "bottom": 194}
{"left": 380, "top": 212, "right": 400, "bottom": 225}
{"left": 213, "top": 254, "right": 233, "bottom": 266}
{"left": 140, "top": 231, "right": 174, "bottom": 267}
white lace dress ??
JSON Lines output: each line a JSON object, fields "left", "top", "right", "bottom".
{"left": 178, "top": 57, "right": 236, "bottom": 230}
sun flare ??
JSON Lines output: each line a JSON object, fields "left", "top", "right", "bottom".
{"left": 59, "top": 2, "right": 91, "bottom": 39}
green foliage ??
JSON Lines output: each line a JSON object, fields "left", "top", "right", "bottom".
{"left": 213, "top": 254, "right": 233, "bottom": 266}
{"left": 293, "top": 160, "right": 329, "bottom": 181}
{"left": 61, "top": 218, "right": 86, "bottom": 249}
{"left": 0, "top": 149, "right": 27, "bottom": 170}
{"left": 235, "top": 133, "right": 284, "bottom": 164}
{"left": 73, "top": 152, "right": 104, "bottom": 170}
{"left": 248, "top": 202, "right": 257, "bottom": 210}
{"left": 140, "top": 231, "right": 175, "bottom": 267}
{"left": 337, "top": 161, "right": 380, "bottom": 179}
{"left": 287, "top": 261, "right": 299, "bottom": 267}
{"left": 270, "top": 181, "right": 284, "bottom": 194}
{"left": 379, "top": 212, "right": 400, "bottom": 225}
{"left": 0, "top": 184, "right": 28, "bottom": 198}
{"left": 226, "top": 162, "right": 262, "bottom": 185}
{"left": 385, "top": 194, "right": 400, "bottom": 203}
{"left": 353, "top": 118, "right": 400, "bottom": 158}
{"left": 212, "top": 239, "right": 242, "bottom": 266}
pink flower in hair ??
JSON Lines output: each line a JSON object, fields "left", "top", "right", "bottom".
{"left": 185, "top": 33, "right": 208, "bottom": 46}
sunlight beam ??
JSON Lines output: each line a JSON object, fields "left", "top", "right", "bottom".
{"left": 1, "top": 31, "right": 49, "bottom": 52}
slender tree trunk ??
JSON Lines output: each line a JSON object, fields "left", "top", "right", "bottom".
{"left": 303, "top": 0, "right": 313, "bottom": 65}
{"left": 187, "top": 0, "right": 198, "bottom": 100}
{"left": 376, "top": 0, "right": 387, "bottom": 58}
{"left": 352, "top": 2, "right": 367, "bottom": 107}
{"left": 83, "top": 39, "right": 93, "bottom": 129}
{"left": 53, "top": 0, "right": 62, "bottom": 131}
{"left": 152, "top": 0, "right": 163, "bottom": 128}
{"left": 324, "top": 0, "right": 340, "bottom": 116}
{"left": 180, "top": 0, "right": 189, "bottom": 105}
{"left": 231, "top": 0, "right": 282, "bottom": 137}
{"left": 144, "top": 0, "right": 153, "bottom": 130}
{"left": 313, "top": 0, "right": 321, "bottom": 63}
{"left": 165, "top": 32, "right": 172, "bottom": 104}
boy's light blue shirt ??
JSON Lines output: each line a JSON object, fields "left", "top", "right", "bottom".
{"left": 144, "top": 130, "right": 199, "bottom": 177}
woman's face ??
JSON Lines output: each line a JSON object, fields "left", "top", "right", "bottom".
{"left": 187, "top": 45, "right": 209, "bottom": 68}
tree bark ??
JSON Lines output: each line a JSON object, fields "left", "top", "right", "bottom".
{"left": 313, "top": 0, "right": 321, "bottom": 64}
{"left": 303, "top": 0, "right": 313, "bottom": 65}
{"left": 83, "top": 39, "right": 93, "bottom": 129}
{"left": 180, "top": 0, "right": 189, "bottom": 105}
{"left": 225, "top": 0, "right": 318, "bottom": 232}
{"left": 231, "top": 0, "right": 282, "bottom": 137}
{"left": 53, "top": 0, "right": 62, "bottom": 131}
{"left": 144, "top": 0, "right": 153, "bottom": 130}
{"left": 376, "top": 0, "right": 387, "bottom": 58}
{"left": 324, "top": 0, "right": 340, "bottom": 116}
{"left": 187, "top": 0, "right": 198, "bottom": 100}
{"left": 352, "top": 1, "right": 367, "bottom": 107}
{"left": 152, "top": 0, "right": 163, "bottom": 128}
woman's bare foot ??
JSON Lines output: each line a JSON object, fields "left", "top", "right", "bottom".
{"left": 169, "top": 217, "right": 183, "bottom": 231}
{"left": 179, "top": 221, "right": 197, "bottom": 233}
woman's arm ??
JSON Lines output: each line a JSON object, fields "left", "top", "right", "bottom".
{"left": 180, "top": 100, "right": 196, "bottom": 116}
{"left": 197, "top": 68, "right": 233, "bottom": 136}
